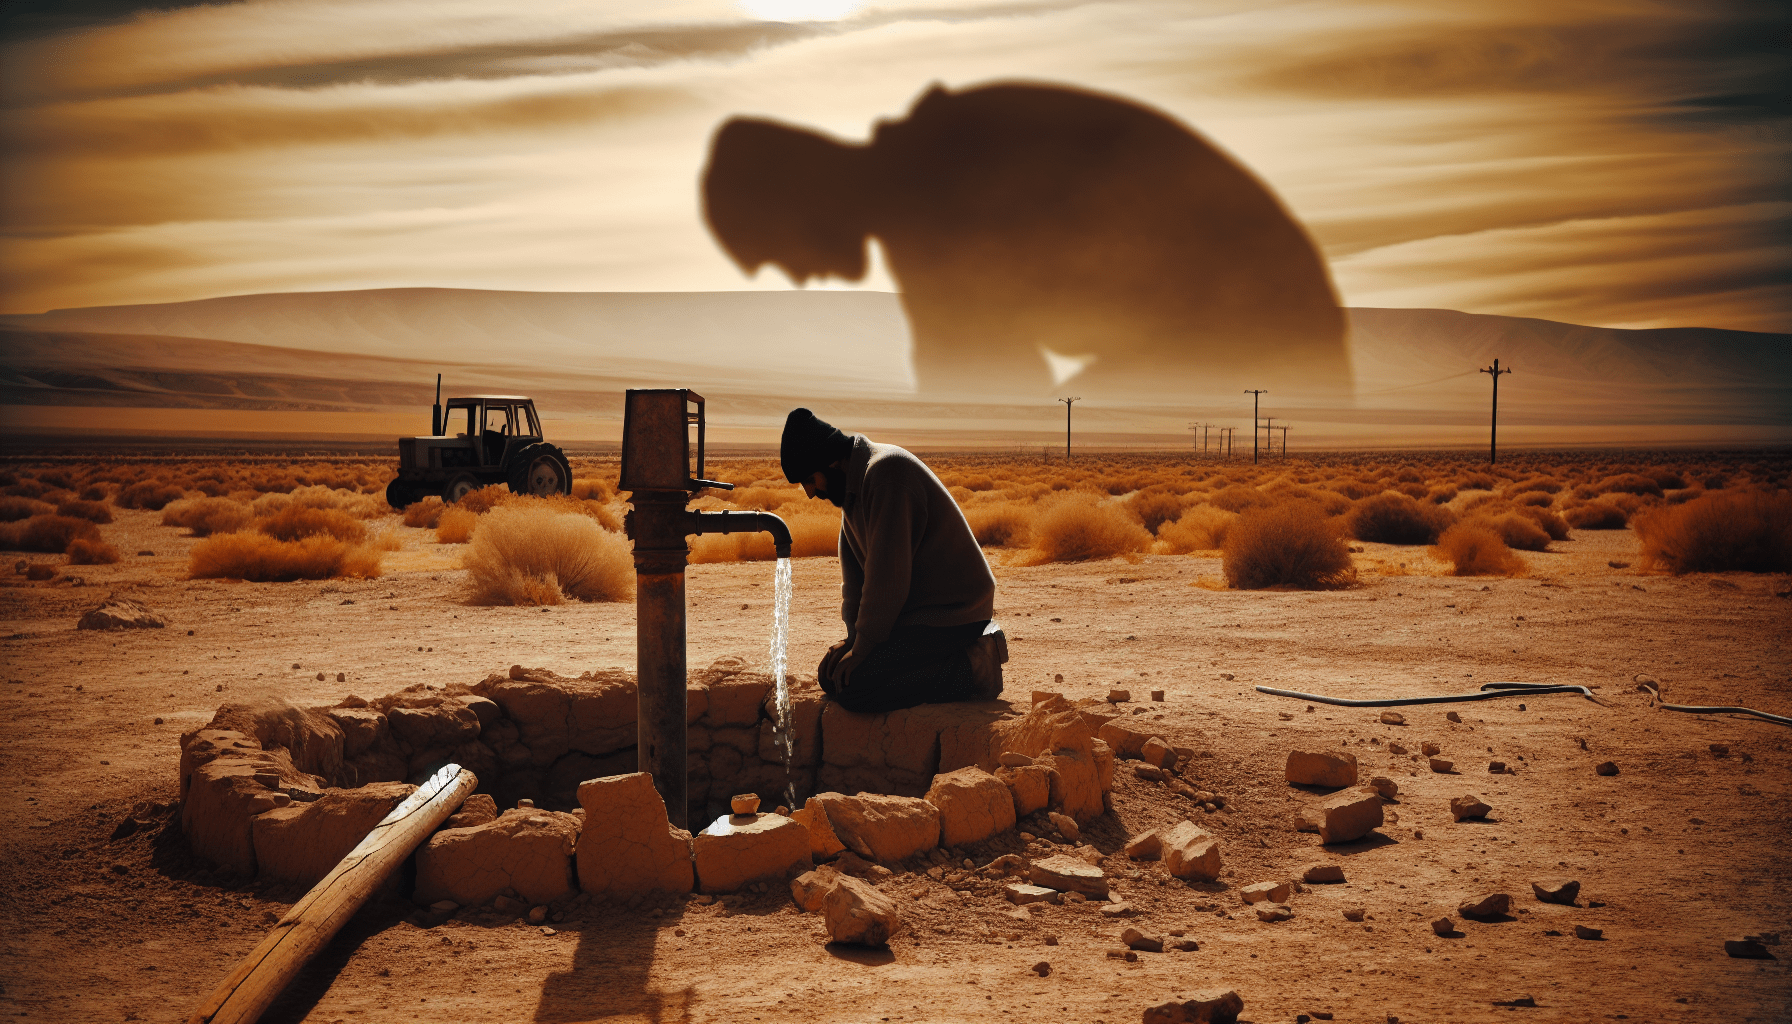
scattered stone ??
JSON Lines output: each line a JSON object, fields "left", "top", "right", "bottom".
{"left": 539, "top": 926, "right": 556, "bottom": 936}
{"left": 1047, "top": 811, "right": 1081, "bottom": 844}
{"left": 1029, "top": 853, "right": 1109, "bottom": 897}
{"left": 1031, "top": 961, "right": 1050, "bottom": 977}
{"left": 694, "top": 811, "right": 812, "bottom": 894}
{"left": 994, "top": 764, "right": 1053, "bottom": 818}
{"left": 1124, "top": 828, "right": 1164, "bottom": 861}
{"left": 811, "top": 792, "right": 943, "bottom": 864}
{"left": 1725, "top": 938, "right": 1774, "bottom": 959}
{"left": 730, "top": 793, "right": 760, "bottom": 815}
{"left": 1162, "top": 822, "right": 1223, "bottom": 882}
{"left": 1574, "top": 924, "right": 1603, "bottom": 940}
{"left": 1285, "top": 749, "right": 1358, "bottom": 789}
{"left": 253, "top": 782, "right": 415, "bottom": 885}
{"left": 1108, "top": 689, "right": 1131, "bottom": 703}
{"left": 1100, "top": 902, "right": 1136, "bottom": 918}
{"left": 1422, "top": 741, "right": 1442, "bottom": 756}
{"left": 1445, "top": 711, "right": 1461, "bottom": 723}
{"left": 77, "top": 596, "right": 167, "bottom": 631}
{"left": 493, "top": 895, "right": 526, "bottom": 915}
{"left": 823, "top": 876, "right": 904, "bottom": 946}
{"left": 1708, "top": 744, "right": 1729, "bottom": 757}
{"left": 1431, "top": 916, "right": 1455, "bottom": 936}
{"left": 575, "top": 773, "right": 694, "bottom": 898}
{"left": 1595, "top": 761, "right": 1620, "bottom": 776}
{"left": 1366, "top": 776, "right": 1398, "bottom": 799}
{"left": 1379, "top": 711, "right": 1406, "bottom": 726}
{"left": 1005, "top": 883, "right": 1060, "bottom": 906}
{"left": 1240, "top": 881, "right": 1292, "bottom": 904}
{"left": 1387, "top": 742, "right": 1408, "bottom": 755}
{"left": 1491, "top": 996, "right": 1537, "bottom": 1007}
{"left": 1107, "top": 948, "right": 1137, "bottom": 961}
{"left": 1429, "top": 757, "right": 1455, "bottom": 774}
{"left": 1142, "top": 989, "right": 1244, "bottom": 1024}
{"left": 1458, "top": 893, "right": 1511, "bottom": 920}
{"left": 1306, "top": 788, "right": 1384, "bottom": 844}
{"left": 925, "top": 766, "right": 1017, "bottom": 848}
{"left": 1343, "top": 906, "right": 1366, "bottom": 922}
{"left": 1488, "top": 761, "right": 1507, "bottom": 773}
{"left": 416, "top": 808, "right": 581, "bottom": 907}
{"left": 1070, "top": 844, "right": 1103, "bottom": 867}
{"left": 832, "top": 850, "right": 893, "bottom": 881}
{"left": 1255, "top": 903, "right": 1293, "bottom": 922}
{"left": 789, "top": 797, "right": 848, "bottom": 860}
{"left": 1122, "top": 927, "right": 1163, "bottom": 952}
{"left": 1302, "top": 863, "right": 1346, "bottom": 884}
{"left": 790, "top": 865, "right": 842, "bottom": 912}
{"left": 1134, "top": 764, "right": 1166, "bottom": 782}
{"left": 1170, "top": 938, "right": 1199, "bottom": 952}
{"left": 527, "top": 905, "right": 547, "bottom": 924}
{"left": 1043, "top": 934, "right": 1058, "bottom": 946}
{"left": 1531, "top": 878, "right": 1581, "bottom": 905}
{"left": 444, "top": 793, "right": 498, "bottom": 830}
{"left": 1151, "top": 690, "right": 1165, "bottom": 702}
{"left": 428, "top": 900, "right": 458, "bottom": 915}
{"left": 1450, "top": 795, "right": 1492, "bottom": 821}
{"left": 998, "top": 752, "right": 1034, "bottom": 768}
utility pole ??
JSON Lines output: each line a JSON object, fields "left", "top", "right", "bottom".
{"left": 1201, "top": 423, "right": 1213, "bottom": 455}
{"left": 1187, "top": 422, "right": 1199, "bottom": 449}
{"left": 1479, "top": 359, "right": 1511, "bottom": 464}
{"left": 1261, "top": 416, "right": 1276, "bottom": 460}
{"left": 1059, "top": 397, "right": 1080, "bottom": 460}
{"left": 1279, "top": 424, "right": 1289, "bottom": 458}
{"left": 1244, "top": 390, "right": 1267, "bottom": 464}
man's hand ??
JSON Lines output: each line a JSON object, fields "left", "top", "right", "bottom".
{"left": 817, "top": 639, "right": 851, "bottom": 683}
{"left": 831, "top": 644, "right": 873, "bottom": 688}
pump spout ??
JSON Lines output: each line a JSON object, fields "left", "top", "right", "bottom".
{"left": 690, "top": 509, "right": 792, "bottom": 559}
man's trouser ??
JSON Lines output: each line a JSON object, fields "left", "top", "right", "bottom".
{"left": 820, "top": 620, "right": 989, "bottom": 714}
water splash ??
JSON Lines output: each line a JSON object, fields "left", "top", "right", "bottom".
{"left": 768, "top": 556, "right": 796, "bottom": 811}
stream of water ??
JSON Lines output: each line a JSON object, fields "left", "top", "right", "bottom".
{"left": 767, "top": 556, "right": 796, "bottom": 811}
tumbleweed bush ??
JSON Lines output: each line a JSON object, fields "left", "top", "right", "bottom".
{"left": 1221, "top": 501, "right": 1354, "bottom": 589}
{"left": 463, "top": 505, "right": 633, "bottom": 604}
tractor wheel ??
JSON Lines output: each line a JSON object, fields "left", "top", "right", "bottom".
{"left": 508, "top": 443, "right": 571, "bottom": 497}
{"left": 385, "top": 478, "right": 418, "bottom": 511}
{"left": 442, "top": 472, "right": 480, "bottom": 505}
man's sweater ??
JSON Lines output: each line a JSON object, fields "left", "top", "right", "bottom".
{"left": 837, "top": 436, "right": 996, "bottom": 646}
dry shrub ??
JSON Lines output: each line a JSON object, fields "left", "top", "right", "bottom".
{"left": 1431, "top": 523, "right": 1527, "bottom": 576}
{"left": 1426, "top": 484, "right": 1459, "bottom": 504}
{"left": 521, "top": 494, "right": 624, "bottom": 532}
{"left": 1511, "top": 505, "right": 1570, "bottom": 541}
{"left": 1221, "top": 501, "right": 1354, "bottom": 590}
{"left": 1327, "top": 479, "right": 1381, "bottom": 500}
{"left": 116, "top": 481, "right": 185, "bottom": 510}
{"left": 67, "top": 538, "right": 122, "bottom": 564}
{"left": 1563, "top": 503, "right": 1627, "bottom": 529}
{"left": 1510, "top": 490, "right": 1555, "bottom": 507}
{"left": 1154, "top": 504, "right": 1238, "bottom": 553}
{"left": 457, "top": 484, "right": 510, "bottom": 515}
{"left": 1648, "top": 470, "right": 1687, "bottom": 490}
{"left": 1595, "top": 473, "right": 1663, "bottom": 497}
{"left": 0, "top": 514, "right": 102, "bottom": 553}
{"left": 0, "top": 496, "right": 55, "bottom": 522}
{"left": 1456, "top": 472, "right": 1498, "bottom": 490}
{"left": 436, "top": 507, "right": 479, "bottom": 543}
{"left": 572, "top": 477, "right": 613, "bottom": 502}
{"left": 259, "top": 506, "right": 367, "bottom": 543}
{"left": 1635, "top": 490, "right": 1792, "bottom": 573}
{"left": 1125, "top": 490, "right": 1190, "bottom": 534}
{"left": 723, "top": 485, "right": 797, "bottom": 511}
{"left": 162, "top": 497, "right": 254, "bottom": 537}
{"left": 1206, "top": 484, "right": 1270, "bottom": 513}
{"left": 1504, "top": 475, "right": 1562, "bottom": 496}
{"left": 463, "top": 505, "right": 632, "bottom": 604}
{"left": 402, "top": 496, "right": 447, "bottom": 528}
{"left": 1346, "top": 493, "right": 1455, "bottom": 545}
{"left": 1473, "top": 512, "right": 1551, "bottom": 551}
{"left": 189, "top": 533, "right": 383, "bottom": 582}
{"left": 1023, "top": 493, "right": 1152, "bottom": 563}
{"left": 55, "top": 499, "right": 114, "bottom": 524}
{"left": 965, "top": 502, "right": 1033, "bottom": 548}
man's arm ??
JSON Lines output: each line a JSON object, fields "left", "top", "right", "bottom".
{"left": 848, "top": 462, "right": 926, "bottom": 648}
{"left": 837, "top": 521, "right": 861, "bottom": 645}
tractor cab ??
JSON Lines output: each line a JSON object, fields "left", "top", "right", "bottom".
{"left": 388, "top": 392, "right": 570, "bottom": 508}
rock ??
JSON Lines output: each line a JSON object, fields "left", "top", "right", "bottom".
{"left": 1422, "top": 741, "right": 1442, "bottom": 756}
{"left": 1151, "top": 690, "right": 1165, "bottom": 702}
{"left": 1379, "top": 711, "right": 1406, "bottom": 726}
{"left": 1708, "top": 743, "right": 1730, "bottom": 757}
{"left": 1429, "top": 757, "right": 1455, "bottom": 774}
{"left": 181, "top": 749, "right": 320, "bottom": 876}
{"left": 1140, "top": 736, "right": 1177, "bottom": 770}
{"left": 790, "top": 864, "right": 843, "bottom": 912}
{"left": 414, "top": 808, "right": 580, "bottom": 907}
{"left": 1343, "top": 906, "right": 1366, "bottom": 922}
{"left": 730, "top": 793, "right": 760, "bottom": 815}
{"left": 328, "top": 708, "right": 389, "bottom": 759}
{"left": 574, "top": 772, "right": 694, "bottom": 897}
{"left": 1162, "top": 821, "right": 1223, "bottom": 882}
{"left": 493, "top": 894, "right": 526, "bottom": 915}
{"left": 1366, "top": 777, "right": 1398, "bottom": 799}
{"left": 1124, "top": 828, "right": 1164, "bottom": 861}
{"left": 1029, "top": 853, "right": 1109, "bottom": 897}
{"left": 1725, "top": 938, "right": 1774, "bottom": 959}
{"left": 694, "top": 812, "right": 812, "bottom": 894}
{"left": 1574, "top": 924, "right": 1604, "bottom": 940}
{"left": 994, "top": 764, "right": 1053, "bottom": 818}
{"left": 1108, "top": 948, "right": 1137, "bottom": 961}
{"left": 1307, "top": 788, "right": 1384, "bottom": 844}
{"left": 1450, "top": 795, "right": 1491, "bottom": 821}
{"left": 1531, "top": 878, "right": 1580, "bottom": 905}
{"left": 1285, "top": 750, "right": 1358, "bottom": 789}
{"left": 1047, "top": 810, "right": 1081, "bottom": 843}
{"left": 788, "top": 797, "right": 848, "bottom": 860}
{"left": 1387, "top": 742, "right": 1408, "bottom": 755}
{"left": 77, "top": 596, "right": 167, "bottom": 630}
{"left": 811, "top": 792, "right": 942, "bottom": 863}
{"left": 1240, "top": 880, "right": 1292, "bottom": 903}
{"left": 1108, "top": 689, "right": 1131, "bottom": 703}
{"left": 1170, "top": 938, "right": 1199, "bottom": 952}
{"left": 998, "top": 752, "right": 1034, "bottom": 768}
{"left": 1446, "top": 711, "right": 1461, "bottom": 723}
{"left": 823, "top": 875, "right": 903, "bottom": 946}
{"left": 1101, "top": 901, "right": 1136, "bottom": 918}
{"left": 251, "top": 782, "right": 415, "bottom": 885}
{"left": 1006, "top": 883, "right": 1061, "bottom": 905}
{"left": 1070, "top": 844, "right": 1104, "bottom": 867}
{"left": 925, "top": 767, "right": 1017, "bottom": 848}
{"left": 1431, "top": 916, "right": 1454, "bottom": 936}
{"left": 1096, "top": 718, "right": 1156, "bottom": 760}
{"left": 1122, "top": 927, "right": 1163, "bottom": 951}
{"left": 444, "top": 793, "right": 498, "bottom": 830}
{"left": 1031, "top": 961, "right": 1051, "bottom": 977}
{"left": 1133, "top": 764, "right": 1166, "bottom": 782}
{"left": 1255, "top": 903, "right": 1293, "bottom": 922}
{"left": 1302, "top": 863, "right": 1346, "bottom": 884}
{"left": 1595, "top": 761, "right": 1619, "bottom": 776}
{"left": 1142, "top": 990, "right": 1244, "bottom": 1024}
{"left": 527, "top": 905, "right": 547, "bottom": 924}
{"left": 1458, "top": 892, "right": 1511, "bottom": 920}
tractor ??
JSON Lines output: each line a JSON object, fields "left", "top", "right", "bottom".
{"left": 385, "top": 383, "right": 571, "bottom": 509}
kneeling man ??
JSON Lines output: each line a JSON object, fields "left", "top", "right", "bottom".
{"left": 781, "top": 408, "right": 1006, "bottom": 713}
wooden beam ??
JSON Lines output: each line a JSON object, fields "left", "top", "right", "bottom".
{"left": 188, "top": 763, "right": 477, "bottom": 1024}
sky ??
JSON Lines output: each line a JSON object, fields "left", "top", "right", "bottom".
{"left": 1, "top": 0, "right": 1787, "bottom": 332}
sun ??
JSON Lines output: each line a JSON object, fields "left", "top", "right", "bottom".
{"left": 738, "top": 0, "right": 863, "bottom": 21}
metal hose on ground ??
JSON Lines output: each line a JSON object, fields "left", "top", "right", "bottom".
{"left": 1255, "top": 680, "right": 1790, "bottom": 727}
{"left": 1633, "top": 679, "right": 1792, "bottom": 727}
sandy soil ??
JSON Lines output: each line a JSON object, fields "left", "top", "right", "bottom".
{"left": 2, "top": 506, "right": 1789, "bottom": 1023}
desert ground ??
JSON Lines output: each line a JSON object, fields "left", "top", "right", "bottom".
{"left": 1, "top": 452, "right": 1788, "bottom": 1024}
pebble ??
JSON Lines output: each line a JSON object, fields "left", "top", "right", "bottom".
{"left": 429, "top": 900, "right": 459, "bottom": 914}
{"left": 1122, "top": 927, "right": 1163, "bottom": 952}
{"left": 1108, "top": 689, "right": 1132, "bottom": 703}
{"left": 1531, "top": 878, "right": 1581, "bottom": 905}
{"left": 1099, "top": 902, "right": 1136, "bottom": 918}
{"left": 1047, "top": 811, "right": 1081, "bottom": 843}
{"left": 1726, "top": 938, "right": 1774, "bottom": 959}
{"left": 1431, "top": 917, "right": 1455, "bottom": 936}
{"left": 1031, "top": 961, "right": 1050, "bottom": 977}
{"left": 539, "top": 926, "right": 556, "bottom": 936}
{"left": 1446, "top": 711, "right": 1461, "bottom": 723}
{"left": 1574, "top": 925, "right": 1603, "bottom": 940}
{"left": 1708, "top": 744, "right": 1729, "bottom": 757}
{"left": 1488, "top": 761, "right": 1507, "bottom": 773}
{"left": 1422, "top": 742, "right": 1442, "bottom": 756}
{"left": 1595, "top": 761, "right": 1620, "bottom": 776}
{"left": 1459, "top": 893, "right": 1511, "bottom": 920}
{"left": 1343, "top": 906, "right": 1366, "bottom": 922}
{"left": 998, "top": 752, "right": 1034, "bottom": 768}
{"left": 1367, "top": 777, "right": 1398, "bottom": 799}
{"left": 527, "top": 906, "right": 547, "bottom": 924}
{"left": 1043, "top": 934, "right": 1059, "bottom": 946}
{"left": 1429, "top": 757, "right": 1455, "bottom": 774}
{"left": 1106, "top": 948, "right": 1138, "bottom": 961}
{"left": 1151, "top": 690, "right": 1165, "bottom": 702}
{"left": 1240, "top": 881, "right": 1292, "bottom": 904}
{"left": 1170, "top": 938, "right": 1199, "bottom": 952}
{"left": 1379, "top": 711, "right": 1406, "bottom": 726}
{"left": 1387, "top": 742, "right": 1408, "bottom": 755}
{"left": 1134, "top": 764, "right": 1166, "bottom": 782}
{"left": 1450, "top": 795, "right": 1491, "bottom": 821}
{"left": 1255, "top": 904, "right": 1293, "bottom": 922}
{"left": 1302, "top": 863, "right": 1346, "bottom": 884}
{"left": 1006, "top": 884, "right": 1060, "bottom": 906}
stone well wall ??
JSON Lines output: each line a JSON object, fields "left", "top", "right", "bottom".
{"left": 176, "top": 660, "right": 1136, "bottom": 892}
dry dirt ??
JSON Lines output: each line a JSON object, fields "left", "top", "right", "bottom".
{"left": 2, "top": 506, "right": 1789, "bottom": 1024}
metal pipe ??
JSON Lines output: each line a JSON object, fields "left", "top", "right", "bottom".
{"left": 691, "top": 509, "right": 792, "bottom": 558}
{"left": 1254, "top": 681, "right": 1607, "bottom": 707}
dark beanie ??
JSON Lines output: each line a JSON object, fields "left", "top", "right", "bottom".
{"left": 781, "top": 408, "right": 853, "bottom": 483}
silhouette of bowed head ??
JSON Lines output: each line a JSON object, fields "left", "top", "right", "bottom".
{"left": 702, "top": 81, "right": 1350, "bottom": 400}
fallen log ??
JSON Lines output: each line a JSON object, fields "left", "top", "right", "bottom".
{"left": 189, "top": 763, "right": 477, "bottom": 1024}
